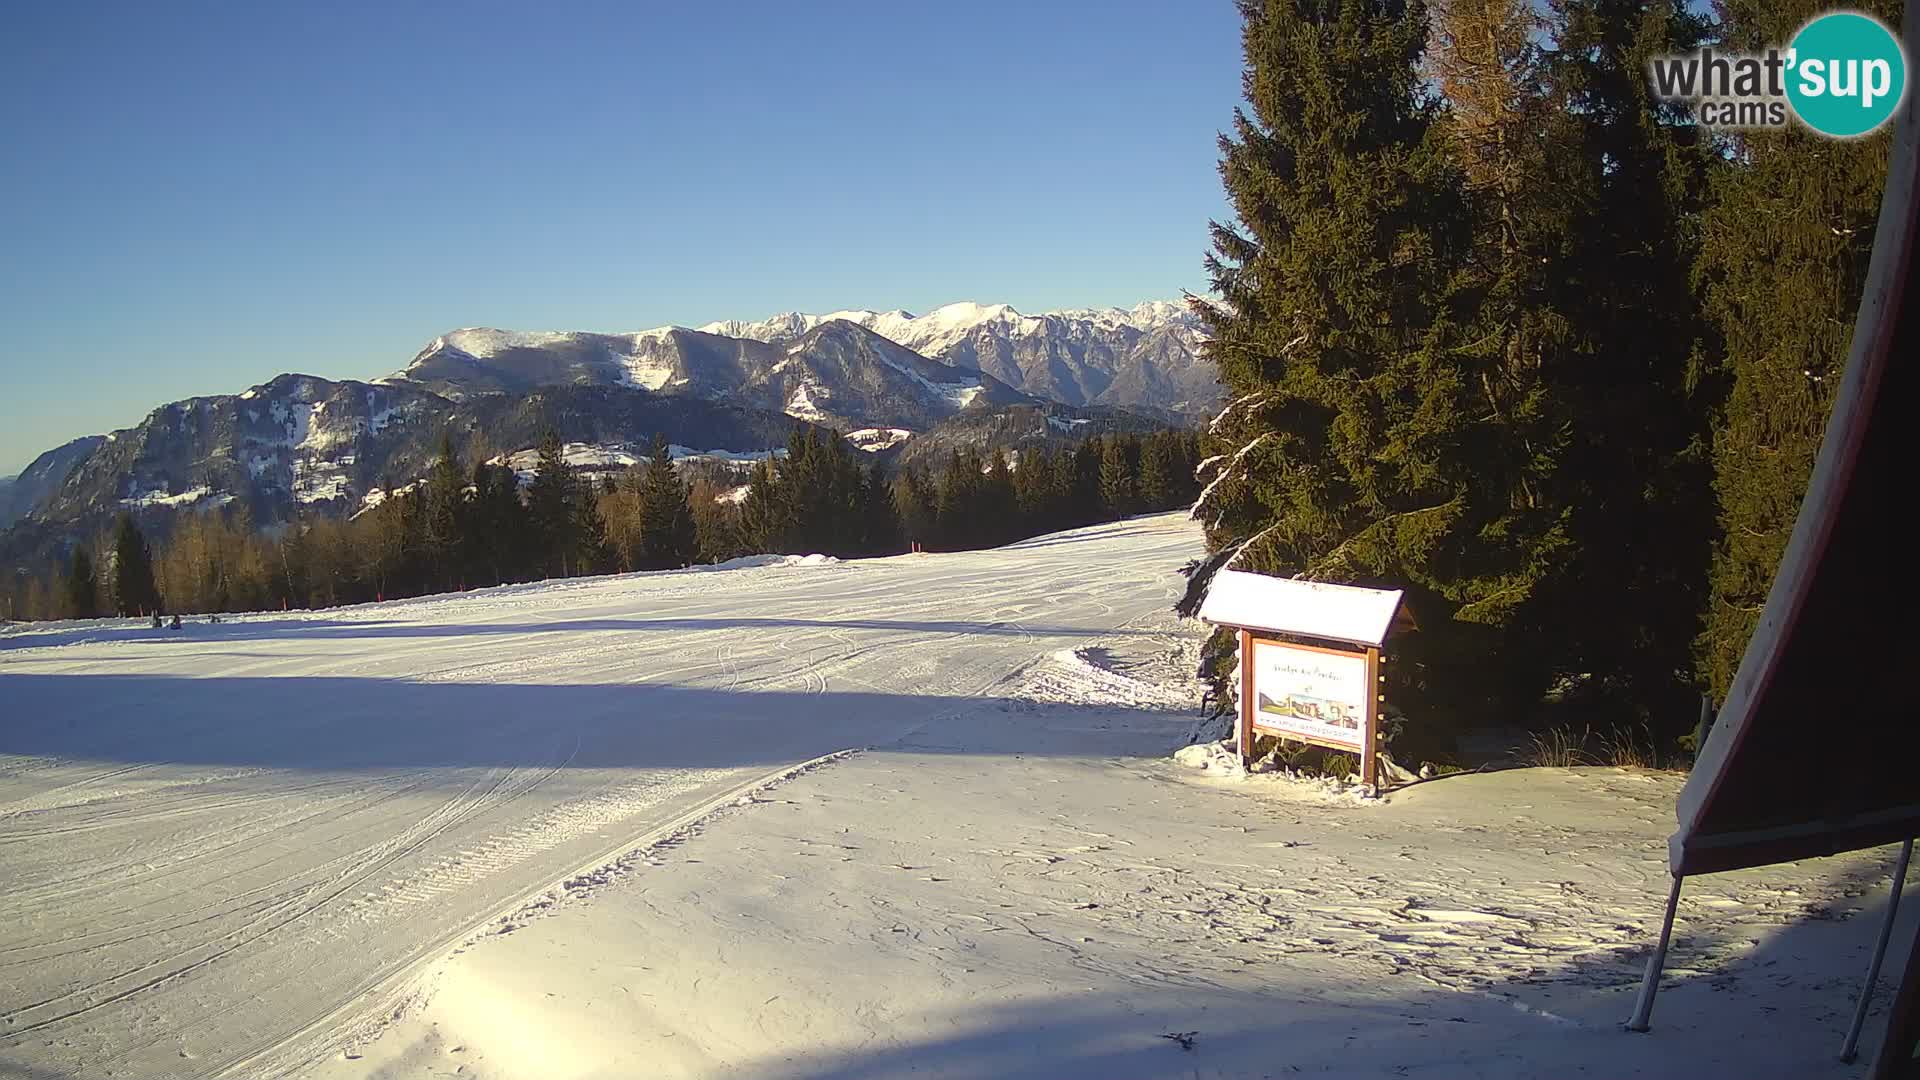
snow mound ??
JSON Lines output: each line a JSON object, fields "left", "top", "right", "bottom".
{"left": 1020, "top": 647, "right": 1195, "bottom": 710}
{"left": 1172, "top": 740, "right": 1245, "bottom": 777}
{"left": 705, "top": 553, "right": 840, "bottom": 571}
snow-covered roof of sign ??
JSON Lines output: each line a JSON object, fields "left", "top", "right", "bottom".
{"left": 1198, "top": 569, "right": 1404, "bottom": 648}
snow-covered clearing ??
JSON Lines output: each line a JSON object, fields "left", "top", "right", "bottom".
{"left": 2, "top": 512, "right": 1909, "bottom": 1078}
{"left": 310, "top": 683, "right": 1913, "bottom": 1079}
{"left": 0, "top": 515, "right": 1195, "bottom": 1077}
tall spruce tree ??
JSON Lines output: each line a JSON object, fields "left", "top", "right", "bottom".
{"left": 782, "top": 429, "right": 828, "bottom": 550}
{"left": 1694, "top": 0, "right": 1898, "bottom": 702}
{"left": 808, "top": 430, "right": 863, "bottom": 554}
{"left": 858, "top": 463, "right": 901, "bottom": 555}
{"left": 638, "top": 432, "right": 697, "bottom": 569}
{"left": 525, "top": 430, "right": 578, "bottom": 577}
{"left": 1046, "top": 448, "right": 1079, "bottom": 531}
{"left": 1192, "top": 0, "right": 1567, "bottom": 729}
{"left": 112, "top": 514, "right": 160, "bottom": 616}
{"left": 893, "top": 466, "right": 938, "bottom": 549}
{"left": 740, "top": 456, "right": 791, "bottom": 554}
{"left": 66, "top": 547, "right": 98, "bottom": 619}
{"left": 935, "top": 449, "right": 984, "bottom": 549}
{"left": 1069, "top": 439, "right": 1103, "bottom": 526}
{"left": 422, "top": 434, "right": 468, "bottom": 590}
{"left": 1172, "top": 430, "right": 1204, "bottom": 506}
{"left": 1529, "top": 0, "right": 1714, "bottom": 728}
{"left": 1098, "top": 438, "right": 1137, "bottom": 518}
{"left": 572, "top": 482, "right": 613, "bottom": 577}
{"left": 1422, "top": 0, "right": 1715, "bottom": 729}
{"left": 689, "top": 478, "right": 743, "bottom": 563}
{"left": 1138, "top": 434, "right": 1177, "bottom": 510}
{"left": 1012, "top": 447, "right": 1053, "bottom": 528}
{"left": 981, "top": 450, "right": 1018, "bottom": 545}
{"left": 469, "top": 460, "right": 527, "bottom": 586}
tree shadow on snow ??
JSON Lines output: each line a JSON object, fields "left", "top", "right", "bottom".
{"left": 741, "top": 850, "right": 1918, "bottom": 1079}
{"left": 0, "top": 614, "right": 1154, "bottom": 652}
{"left": 0, "top": 672, "right": 1197, "bottom": 775}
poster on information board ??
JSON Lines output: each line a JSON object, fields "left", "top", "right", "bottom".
{"left": 1248, "top": 638, "right": 1368, "bottom": 752}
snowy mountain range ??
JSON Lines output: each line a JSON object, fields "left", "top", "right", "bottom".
{"left": 392, "top": 319, "right": 1036, "bottom": 432}
{"left": 388, "top": 299, "right": 1213, "bottom": 426}
{"left": 0, "top": 298, "right": 1214, "bottom": 569}
{"left": 695, "top": 300, "right": 1213, "bottom": 418}
{"left": 699, "top": 299, "right": 1192, "bottom": 351}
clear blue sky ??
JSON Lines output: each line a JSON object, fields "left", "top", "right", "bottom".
{"left": 0, "top": 2, "right": 1243, "bottom": 476}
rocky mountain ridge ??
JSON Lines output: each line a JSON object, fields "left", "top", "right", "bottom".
{"left": 3, "top": 298, "right": 1212, "bottom": 569}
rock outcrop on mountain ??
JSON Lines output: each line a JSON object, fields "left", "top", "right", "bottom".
{"left": 0, "top": 436, "right": 105, "bottom": 529}
{"left": 700, "top": 300, "right": 1216, "bottom": 419}
{"left": 389, "top": 320, "right": 1038, "bottom": 432}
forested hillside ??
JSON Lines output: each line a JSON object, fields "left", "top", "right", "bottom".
{"left": 1184, "top": 0, "right": 1896, "bottom": 755}
{"left": 7, "top": 427, "right": 1202, "bottom": 621}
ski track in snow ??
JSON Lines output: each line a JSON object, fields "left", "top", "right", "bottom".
{"left": 0, "top": 513, "right": 1203, "bottom": 1078}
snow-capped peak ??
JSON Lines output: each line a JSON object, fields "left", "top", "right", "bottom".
{"left": 376, "top": 296, "right": 1214, "bottom": 422}
{"left": 434, "top": 328, "right": 577, "bottom": 358}
{"left": 690, "top": 299, "right": 1197, "bottom": 355}
{"left": 918, "top": 301, "right": 1022, "bottom": 330}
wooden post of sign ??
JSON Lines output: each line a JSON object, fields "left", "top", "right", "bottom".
{"left": 1362, "top": 646, "right": 1380, "bottom": 790}
{"left": 1238, "top": 628, "right": 1255, "bottom": 768}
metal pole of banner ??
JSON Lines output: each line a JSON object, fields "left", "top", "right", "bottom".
{"left": 1690, "top": 694, "right": 1713, "bottom": 756}
{"left": 1841, "top": 838, "right": 1915, "bottom": 1063}
{"left": 1626, "top": 874, "right": 1685, "bottom": 1033}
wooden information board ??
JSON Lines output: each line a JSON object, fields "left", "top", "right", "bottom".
{"left": 1200, "top": 571, "right": 1405, "bottom": 789}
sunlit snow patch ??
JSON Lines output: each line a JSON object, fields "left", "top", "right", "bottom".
{"left": 785, "top": 383, "right": 830, "bottom": 421}
{"left": 122, "top": 485, "right": 231, "bottom": 509}
{"left": 844, "top": 428, "right": 913, "bottom": 452}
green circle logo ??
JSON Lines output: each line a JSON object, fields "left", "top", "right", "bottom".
{"left": 1786, "top": 11, "right": 1907, "bottom": 138}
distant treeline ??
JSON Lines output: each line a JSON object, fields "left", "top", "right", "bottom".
{"left": 7, "top": 427, "right": 1203, "bottom": 621}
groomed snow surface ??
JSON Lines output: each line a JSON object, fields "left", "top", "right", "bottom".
{"left": 1, "top": 514, "right": 1911, "bottom": 1079}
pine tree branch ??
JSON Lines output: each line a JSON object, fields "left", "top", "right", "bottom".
{"left": 1188, "top": 433, "right": 1275, "bottom": 526}
{"left": 1303, "top": 501, "right": 1456, "bottom": 580}
{"left": 1207, "top": 391, "right": 1270, "bottom": 435}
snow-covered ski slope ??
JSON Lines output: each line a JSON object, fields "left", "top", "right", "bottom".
{"left": 0, "top": 513, "right": 1203, "bottom": 1078}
